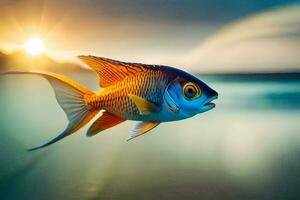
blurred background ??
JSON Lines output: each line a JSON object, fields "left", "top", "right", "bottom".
{"left": 0, "top": 0, "right": 300, "bottom": 199}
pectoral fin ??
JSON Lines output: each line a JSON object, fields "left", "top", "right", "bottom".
{"left": 127, "top": 121, "right": 160, "bottom": 141}
{"left": 128, "top": 94, "right": 160, "bottom": 115}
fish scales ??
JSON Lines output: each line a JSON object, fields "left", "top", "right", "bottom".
{"left": 86, "top": 70, "right": 170, "bottom": 119}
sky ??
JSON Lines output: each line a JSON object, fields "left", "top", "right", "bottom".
{"left": 0, "top": 0, "right": 299, "bottom": 72}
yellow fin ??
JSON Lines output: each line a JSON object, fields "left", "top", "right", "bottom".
{"left": 87, "top": 111, "right": 126, "bottom": 137}
{"left": 78, "top": 55, "right": 157, "bottom": 88}
{"left": 128, "top": 94, "right": 160, "bottom": 115}
{"left": 2, "top": 71, "right": 98, "bottom": 150}
{"left": 127, "top": 121, "right": 160, "bottom": 141}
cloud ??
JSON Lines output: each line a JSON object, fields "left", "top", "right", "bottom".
{"left": 184, "top": 4, "right": 300, "bottom": 72}
{"left": 84, "top": 0, "right": 299, "bottom": 24}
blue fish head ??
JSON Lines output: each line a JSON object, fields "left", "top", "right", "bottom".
{"left": 163, "top": 71, "right": 218, "bottom": 116}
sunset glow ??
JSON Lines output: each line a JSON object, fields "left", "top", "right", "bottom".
{"left": 25, "top": 37, "right": 44, "bottom": 56}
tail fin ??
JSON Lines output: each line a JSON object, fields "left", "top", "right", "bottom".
{"left": 1, "top": 71, "right": 99, "bottom": 151}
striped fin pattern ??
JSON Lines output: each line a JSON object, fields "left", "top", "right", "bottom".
{"left": 87, "top": 111, "right": 126, "bottom": 137}
{"left": 78, "top": 56, "right": 158, "bottom": 88}
{"left": 127, "top": 121, "right": 160, "bottom": 141}
{"left": 2, "top": 71, "right": 98, "bottom": 150}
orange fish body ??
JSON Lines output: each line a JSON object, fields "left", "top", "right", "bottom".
{"left": 86, "top": 69, "right": 170, "bottom": 121}
{"left": 1, "top": 56, "right": 218, "bottom": 150}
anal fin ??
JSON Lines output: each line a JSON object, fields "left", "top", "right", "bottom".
{"left": 87, "top": 111, "right": 126, "bottom": 137}
{"left": 127, "top": 121, "right": 160, "bottom": 141}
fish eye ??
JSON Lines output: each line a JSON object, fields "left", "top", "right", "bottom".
{"left": 183, "top": 82, "right": 201, "bottom": 100}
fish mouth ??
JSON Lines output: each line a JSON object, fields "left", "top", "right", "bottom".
{"left": 204, "top": 102, "right": 215, "bottom": 107}
{"left": 201, "top": 95, "right": 218, "bottom": 112}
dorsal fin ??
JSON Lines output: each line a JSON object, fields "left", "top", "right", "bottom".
{"left": 78, "top": 55, "right": 157, "bottom": 88}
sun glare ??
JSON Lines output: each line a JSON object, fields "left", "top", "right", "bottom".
{"left": 25, "top": 37, "right": 45, "bottom": 56}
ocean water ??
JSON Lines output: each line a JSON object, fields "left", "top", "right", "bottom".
{"left": 0, "top": 72, "right": 300, "bottom": 200}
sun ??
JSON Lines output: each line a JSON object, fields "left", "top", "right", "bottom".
{"left": 25, "top": 37, "right": 45, "bottom": 56}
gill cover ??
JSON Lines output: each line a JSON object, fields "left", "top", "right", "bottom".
{"left": 163, "top": 79, "right": 181, "bottom": 113}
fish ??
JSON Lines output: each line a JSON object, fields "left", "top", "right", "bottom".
{"left": 1, "top": 56, "right": 218, "bottom": 150}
